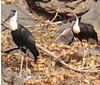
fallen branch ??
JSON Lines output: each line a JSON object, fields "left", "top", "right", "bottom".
{"left": 36, "top": 43, "right": 100, "bottom": 73}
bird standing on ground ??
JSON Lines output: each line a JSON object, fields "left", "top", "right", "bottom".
{"left": 4, "top": 10, "right": 39, "bottom": 76}
{"left": 72, "top": 16, "right": 98, "bottom": 43}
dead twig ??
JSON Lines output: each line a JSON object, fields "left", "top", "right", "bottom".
{"left": 81, "top": 49, "right": 86, "bottom": 68}
{"left": 1, "top": 23, "right": 9, "bottom": 32}
{"left": 51, "top": 7, "right": 59, "bottom": 22}
{"left": 36, "top": 44, "right": 100, "bottom": 73}
{"left": 79, "top": 64, "right": 100, "bottom": 70}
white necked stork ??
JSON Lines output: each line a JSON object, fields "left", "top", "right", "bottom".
{"left": 4, "top": 10, "right": 39, "bottom": 76}
{"left": 72, "top": 16, "right": 98, "bottom": 43}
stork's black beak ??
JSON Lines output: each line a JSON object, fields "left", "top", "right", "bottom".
{"left": 3, "top": 14, "right": 13, "bottom": 23}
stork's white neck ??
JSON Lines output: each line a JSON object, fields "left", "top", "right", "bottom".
{"left": 9, "top": 12, "right": 18, "bottom": 31}
{"left": 72, "top": 17, "right": 80, "bottom": 34}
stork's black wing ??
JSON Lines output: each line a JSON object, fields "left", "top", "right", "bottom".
{"left": 79, "top": 23, "right": 98, "bottom": 42}
{"left": 85, "top": 24, "right": 98, "bottom": 42}
{"left": 19, "top": 24, "right": 39, "bottom": 61}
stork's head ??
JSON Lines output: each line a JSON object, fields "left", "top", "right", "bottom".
{"left": 4, "top": 10, "right": 18, "bottom": 31}
{"left": 4, "top": 10, "right": 17, "bottom": 23}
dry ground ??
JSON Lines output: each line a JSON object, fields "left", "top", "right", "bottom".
{"left": 1, "top": 0, "right": 100, "bottom": 85}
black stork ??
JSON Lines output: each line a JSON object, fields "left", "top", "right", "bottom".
{"left": 72, "top": 16, "right": 98, "bottom": 43}
{"left": 4, "top": 10, "right": 39, "bottom": 76}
